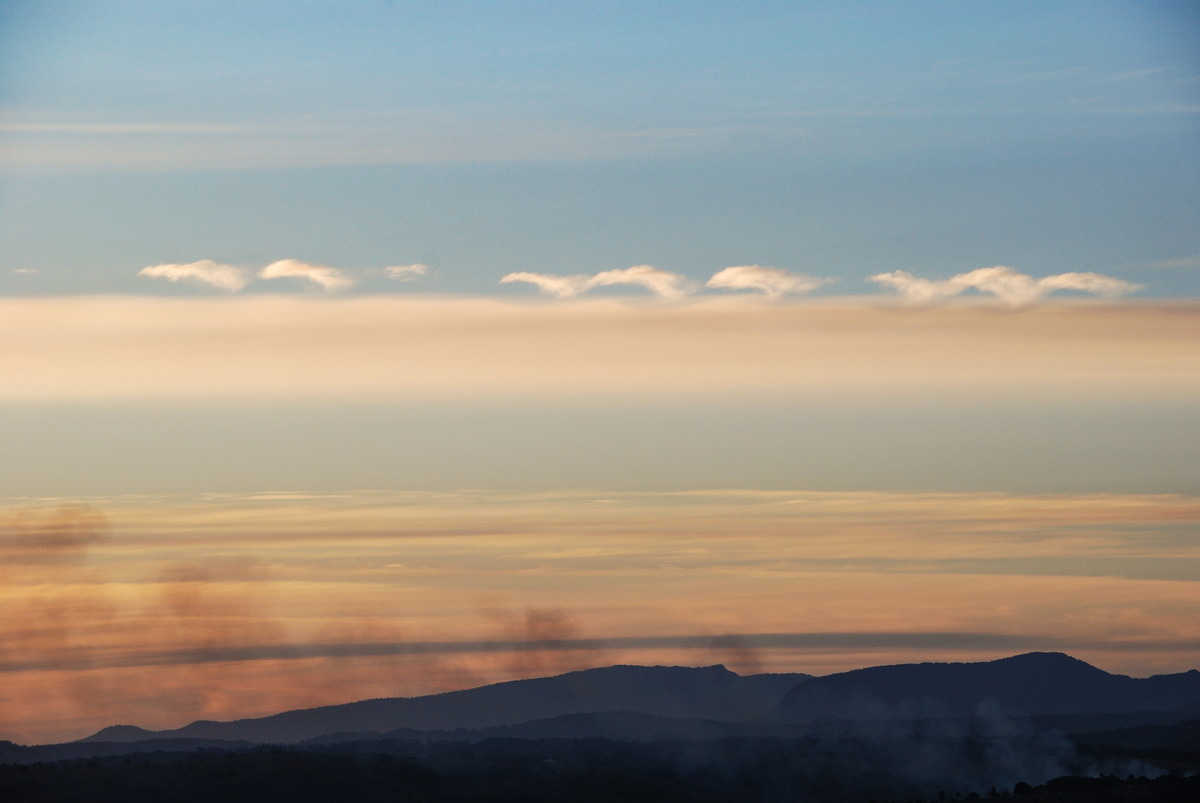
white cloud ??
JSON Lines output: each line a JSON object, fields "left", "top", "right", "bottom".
{"left": 385, "top": 264, "right": 430, "bottom": 281}
{"left": 587, "top": 265, "right": 695, "bottom": 300}
{"left": 871, "top": 266, "right": 1142, "bottom": 305}
{"left": 502, "top": 265, "right": 694, "bottom": 300}
{"left": 138, "top": 260, "right": 249, "bottom": 292}
{"left": 501, "top": 272, "right": 594, "bottom": 298}
{"left": 706, "top": 266, "right": 828, "bottom": 299}
{"left": 868, "top": 270, "right": 975, "bottom": 305}
{"left": 12, "top": 268, "right": 38, "bottom": 275}
{"left": 260, "top": 259, "right": 354, "bottom": 291}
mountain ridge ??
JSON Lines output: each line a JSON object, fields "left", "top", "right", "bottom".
{"left": 72, "top": 652, "right": 1200, "bottom": 748}
{"left": 766, "top": 651, "right": 1200, "bottom": 723}
{"left": 81, "top": 664, "right": 809, "bottom": 745}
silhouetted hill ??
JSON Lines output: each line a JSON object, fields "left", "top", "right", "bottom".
{"left": 767, "top": 652, "right": 1200, "bottom": 723}
{"left": 81, "top": 665, "right": 808, "bottom": 745}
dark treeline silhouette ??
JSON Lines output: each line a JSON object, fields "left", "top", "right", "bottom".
{"left": 2, "top": 732, "right": 1199, "bottom": 803}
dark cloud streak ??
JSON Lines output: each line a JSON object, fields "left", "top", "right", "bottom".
{"left": 5, "top": 632, "right": 1197, "bottom": 674}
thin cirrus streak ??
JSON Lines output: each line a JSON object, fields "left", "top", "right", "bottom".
{"left": 870, "top": 266, "right": 1142, "bottom": 305}
{"left": 2, "top": 296, "right": 1196, "bottom": 402}
{"left": 7, "top": 633, "right": 1200, "bottom": 674}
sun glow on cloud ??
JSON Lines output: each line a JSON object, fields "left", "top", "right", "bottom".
{"left": 259, "top": 259, "right": 354, "bottom": 291}
{"left": 706, "top": 265, "right": 829, "bottom": 299}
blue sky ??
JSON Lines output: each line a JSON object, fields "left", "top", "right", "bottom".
{"left": 1, "top": 0, "right": 1197, "bottom": 295}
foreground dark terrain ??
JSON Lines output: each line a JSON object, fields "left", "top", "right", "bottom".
{"left": 2, "top": 735, "right": 1198, "bottom": 802}
{"left": 3, "top": 654, "right": 1198, "bottom": 802}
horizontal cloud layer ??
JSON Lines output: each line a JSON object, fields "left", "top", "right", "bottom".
{"left": 871, "top": 266, "right": 1142, "bottom": 305}
{"left": 3, "top": 297, "right": 1196, "bottom": 402}
{"left": 138, "top": 260, "right": 250, "bottom": 292}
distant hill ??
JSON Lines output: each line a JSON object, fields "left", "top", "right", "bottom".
{"left": 766, "top": 652, "right": 1200, "bottom": 723}
{"left": 81, "top": 665, "right": 809, "bottom": 745}
{"left": 69, "top": 654, "right": 1200, "bottom": 749}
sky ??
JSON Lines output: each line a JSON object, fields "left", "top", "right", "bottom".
{"left": 1, "top": 1, "right": 1198, "bottom": 745}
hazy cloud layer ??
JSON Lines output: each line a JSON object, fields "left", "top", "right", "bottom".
{"left": 706, "top": 265, "right": 828, "bottom": 298}
{"left": 138, "top": 260, "right": 250, "bottom": 292}
{"left": 502, "top": 265, "right": 694, "bottom": 299}
{"left": 1, "top": 505, "right": 109, "bottom": 561}
{"left": 871, "top": 266, "right": 1142, "bottom": 305}
{"left": 3, "top": 297, "right": 1196, "bottom": 402}
{"left": 259, "top": 259, "right": 354, "bottom": 291}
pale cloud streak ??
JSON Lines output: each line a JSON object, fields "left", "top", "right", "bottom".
{"left": 871, "top": 266, "right": 1142, "bottom": 305}
{"left": 500, "top": 272, "right": 595, "bottom": 298}
{"left": 502, "top": 265, "right": 694, "bottom": 299}
{"left": 706, "top": 265, "right": 829, "bottom": 299}
{"left": 587, "top": 265, "right": 696, "bottom": 299}
{"left": 384, "top": 264, "right": 430, "bottom": 281}
{"left": 260, "top": 259, "right": 354, "bottom": 291}
{"left": 138, "top": 260, "right": 250, "bottom": 292}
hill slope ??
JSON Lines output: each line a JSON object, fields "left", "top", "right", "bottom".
{"left": 766, "top": 652, "right": 1200, "bottom": 722}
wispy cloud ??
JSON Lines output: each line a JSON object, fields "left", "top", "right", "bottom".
{"left": 502, "top": 265, "right": 694, "bottom": 300}
{"left": 138, "top": 260, "right": 250, "bottom": 292}
{"left": 0, "top": 121, "right": 245, "bottom": 134}
{"left": 588, "top": 265, "right": 695, "bottom": 299}
{"left": 259, "top": 259, "right": 354, "bottom": 291}
{"left": 384, "top": 264, "right": 430, "bottom": 281}
{"left": 870, "top": 266, "right": 1141, "bottom": 305}
{"left": 500, "top": 272, "right": 592, "bottom": 298}
{"left": 1152, "top": 256, "right": 1200, "bottom": 270}
{"left": 706, "top": 265, "right": 829, "bottom": 299}
{"left": 500, "top": 272, "right": 594, "bottom": 298}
